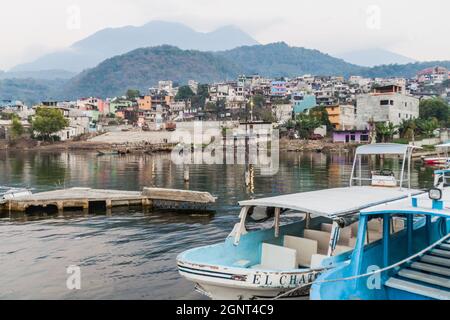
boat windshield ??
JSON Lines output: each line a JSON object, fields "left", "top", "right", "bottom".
{"left": 244, "top": 206, "right": 305, "bottom": 231}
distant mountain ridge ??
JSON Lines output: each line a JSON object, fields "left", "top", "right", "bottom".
{"left": 10, "top": 21, "right": 259, "bottom": 74}
{"left": 3, "top": 43, "right": 450, "bottom": 104}
{"left": 337, "top": 48, "right": 416, "bottom": 67}
{"left": 61, "top": 42, "right": 450, "bottom": 99}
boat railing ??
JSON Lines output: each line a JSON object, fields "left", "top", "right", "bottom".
{"left": 349, "top": 144, "right": 419, "bottom": 190}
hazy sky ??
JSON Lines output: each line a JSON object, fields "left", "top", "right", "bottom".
{"left": 0, "top": 0, "right": 449, "bottom": 70}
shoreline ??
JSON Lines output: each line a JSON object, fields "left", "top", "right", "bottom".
{"left": 1, "top": 138, "right": 436, "bottom": 157}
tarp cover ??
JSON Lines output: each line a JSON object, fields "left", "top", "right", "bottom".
{"left": 239, "top": 186, "right": 423, "bottom": 218}
{"left": 355, "top": 143, "right": 416, "bottom": 155}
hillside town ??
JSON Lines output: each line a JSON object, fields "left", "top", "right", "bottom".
{"left": 1, "top": 66, "right": 449, "bottom": 149}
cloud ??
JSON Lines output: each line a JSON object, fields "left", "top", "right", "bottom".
{"left": 0, "top": 0, "right": 449, "bottom": 69}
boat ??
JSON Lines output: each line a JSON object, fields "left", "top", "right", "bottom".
{"left": 2, "top": 188, "right": 32, "bottom": 201}
{"left": 423, "top": 142, "right": 450, "bottom": 166}
{"left": 310, "top": 185, "right": 450, "bottom": 300}
{"left": 177, "top": 144, "right": 424, "bottom": 300}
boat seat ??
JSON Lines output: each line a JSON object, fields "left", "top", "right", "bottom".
{"left": 232, "top": 260, "right": 252, "bottom": 268}
{"left": 320, "top": 223, "right": 333, "bottom": 233}
{"left": 337, "top": 226, "right": 352, "bottom": 246}
{"left": 251, "top": 243, "right": 297, "bottom": 270}
{"left": 392, "top": 217, "right": 405, "bottom": 232}
{"left": 303, "top": 230, "right": 330, "bottom": 254}
{"left": 350, "top": 222, "right": 359, "bottom": 239}
{"left": 334, "top": 245, "right": 353, "bottom": 255}
{"left": 385, "top": 278, "right": 450, "bottom": 300}
{"left": 283, "top": 235, "right": 318, "bottom": 267}
{"left": 368, "top": 218, "right": 383, "bottom": 233}
{"left": 310, "top": 254, "right": 328, "bottom": 269}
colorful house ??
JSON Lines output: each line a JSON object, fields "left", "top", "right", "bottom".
{"left": 292, "top": 93, "right": 316, "bottom": 114}
{"left": 325, "top": 105, "right": 356, "bottom": 131}
{"left": 332, "top": 130, "right": 369, "bottom": 143}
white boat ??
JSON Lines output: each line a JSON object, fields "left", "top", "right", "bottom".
{"left": 2, "top": 188, "right": 32, "bottom": 200}
{"left": 177, "top": 144, "right": 423, "bottom": 300}
{"left": 423, "top": 142, "right": 450, "bottom": 166}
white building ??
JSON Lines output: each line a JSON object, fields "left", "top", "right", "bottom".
{"left": 356, "top": 85, "right": 419, "bottom": 129}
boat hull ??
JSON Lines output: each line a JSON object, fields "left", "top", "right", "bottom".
{"left": 424, "top": 157, "right": 450, "bottom": 165}
{"left": 178, "top": 260, "right": 322, "bottom": 300}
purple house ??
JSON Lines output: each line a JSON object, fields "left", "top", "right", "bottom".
{"left": 333, "top": 130, "right": 369, "bottom": 143}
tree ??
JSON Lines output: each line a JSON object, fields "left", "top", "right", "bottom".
{"left": 295, "top": 113, "right": 321, "bottom": 139}
{"left": 416, "top": 118, "right": 439, "bottom": 138}
{"left": 175, "top": 86, "right": 195, "bottom": 100}
{"left": 32, "top": 108, "right": 69, "bottom": 141}
{"left": 419, "top": 97, "right": 449, "bottom": 126}
{"left": 126, "top": 89, "right": 141, "bottom": 101}
{"left": 10, "top": 118, "right": 24, "bottom": 140}
{"left": 398, "top": 119, "right": 417, "bottom": 142}
{"left": 375, "top": 122, "right": 398, "bottom": 142}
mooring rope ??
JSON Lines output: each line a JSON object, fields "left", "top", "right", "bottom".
{"left": 272, "top": 232, "right": 450, "bottom": 300}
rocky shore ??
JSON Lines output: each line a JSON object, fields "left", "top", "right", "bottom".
{"left": 279, "top": 138, "right": 359, "bottom": 153}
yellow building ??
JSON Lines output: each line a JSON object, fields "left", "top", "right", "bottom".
{"left": 137, "top": 96, "right": 152, "bottom": 110}
{"left": 325, "top": 105, "right": 356, "bottom": 131}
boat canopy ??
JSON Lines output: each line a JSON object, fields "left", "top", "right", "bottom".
{"left": 350, "top": 143, "right": 420, "bottom": 189}
{"left": 355, "top": 143, "right": 420, "bottom": 156}
{"left": 238, "top": 186, "right": 423, "bottom": 218}
{"left": 361, "top": 189, "right": 450, "bottom": 218}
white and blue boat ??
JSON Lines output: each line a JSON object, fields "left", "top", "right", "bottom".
{"left": 177, "top": 144, "right": 424, "bottom": 299}
{"left": 310, "top": 184, "right": 450, "bottom": 300}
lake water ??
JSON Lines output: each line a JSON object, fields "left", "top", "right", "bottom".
{"left": 0, "top": 150, "right": 435, "bottom": 299}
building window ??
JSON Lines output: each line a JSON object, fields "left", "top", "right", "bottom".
{"left": 380, "top": 100, "right": 390, "bottom": 106}
{"left": 361, "top": 135, "right": 369, "bottom": 142}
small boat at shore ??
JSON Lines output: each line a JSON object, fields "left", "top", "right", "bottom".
{"left": 423, "top": 142, "right": 450, "bottom": 166}
{"left": 311, "top": 185, "right": 450, "bottom": 300}
{"left": 2, "top": 188, "right": 32, "bottom": 201}
{"left": 177, "top": 144, "right": 424, "bottom": 299}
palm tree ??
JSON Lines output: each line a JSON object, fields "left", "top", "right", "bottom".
{"left": 376, "top": 122, "right": 398, "bottom": 143}
{"left": 416, "top": 118, "right": 439, "bottom": 138}
{"left": 398, "top": 119, "right": 417, "bottom": 142}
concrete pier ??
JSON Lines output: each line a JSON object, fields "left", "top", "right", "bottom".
{"left": 1, "top": 187, "right": 216, "bottom": 213}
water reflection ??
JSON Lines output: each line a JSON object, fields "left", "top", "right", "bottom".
{"left": 0, "top": 150, "right": 434, "bottom": 299}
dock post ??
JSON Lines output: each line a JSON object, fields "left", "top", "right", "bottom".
{"left": 184, "top": 166, "right": 190, "bottom": 182}
{"left": 106, "top": 199, "right": 112, "bottom": 216}
{"left": 82, "top": 199, "right": 89, "bottom": 215}
{"left": 57, "top": 201, "right": 64, "bottom": 216}
{"left": 245, "top": 168, "right": 250, "bottom": 186}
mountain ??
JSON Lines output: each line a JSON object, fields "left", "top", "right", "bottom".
{"left": 0, "top": 78, "right": 66, "bottom": 104}
{"left": 60, "top": 43, "right": 364, "bottom": 98}
{"left": 60, "top": 45, "right": 242, "bottom": 98}
{"left": 217, "top": 42, "right": 363, "bottom": 77}
{"left": 336, "top": 48, "right": 416, "bottom": 67}
{"left": 0, "top": 69, "right": 76, "bottom": 80}
{"left": 362, "top": 61, "right": 450, "bottom": 78}
{"left": 10, "top": 21, "right": 259, "bottom": 75}
{"left": 5, "top": 43, "right": 450, "bottom": 103}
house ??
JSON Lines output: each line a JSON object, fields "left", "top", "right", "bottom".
{"left": 325, "top": 105, "right": 356, "bottom": 131}
{"left": 273, "top": 104, "right": 293, "bottom": 123}
{"left": 332, "top": 130, "right": 370, "bottom": 144}
{"left": 356, "top": 84, "right": 419, "bottom": 128}
{"left": 271, "top": 81, "right": 287, "bottom": 97}
{"left": 292, "top": 93, "right": 316, "bottom": 114}
{"left": 0, "top": 119, "right": 30, "bottom": 140}
{"left": 137, "top": 96, "right": 152, "bottom": 110}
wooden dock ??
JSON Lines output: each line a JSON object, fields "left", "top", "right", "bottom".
{"left": 0, "top": 187, "right": 216, "bottom": 213}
